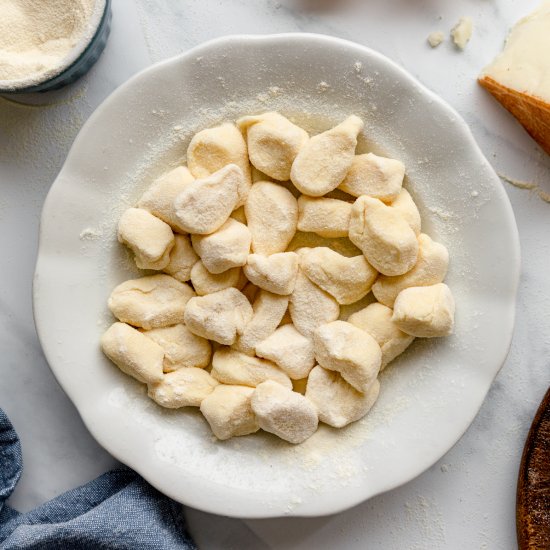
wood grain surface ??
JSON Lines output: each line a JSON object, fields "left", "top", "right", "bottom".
{"left": 517, "top": 387, "right": 550, "bottom": 549}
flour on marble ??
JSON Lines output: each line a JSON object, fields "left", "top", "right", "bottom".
{"left": 404, "top": 495, "right": 447, "bottom": 547}
{"left": 498, "top": 173, "right": 550, "bottom": 204}
{"left": 79, "top": 227, "right": 102, "bottom": 240}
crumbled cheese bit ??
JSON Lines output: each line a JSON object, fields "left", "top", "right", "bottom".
{"left": 451, "top": 17, "right": 473, "bottom": 50}
{"left": 427, "top": 31, "right": 445, "bottom": 48}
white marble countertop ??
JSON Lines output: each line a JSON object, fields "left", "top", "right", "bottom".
{"left": 1, "top": 0, "right": 549, "bottom": 548}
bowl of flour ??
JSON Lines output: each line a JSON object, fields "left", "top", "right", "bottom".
{"left": 0, "top": 0, "right": 111, "bottom": 93}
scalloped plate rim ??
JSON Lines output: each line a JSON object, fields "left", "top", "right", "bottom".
{"left": 33, "top": 33, "right": 520, "bottom": 518}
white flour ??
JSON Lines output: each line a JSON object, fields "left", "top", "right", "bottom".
{"left": 0, "top": 0, "right": 104, "bottom": 88}
{"left": 498, "top": 173, "right": 550, "bottom": 204}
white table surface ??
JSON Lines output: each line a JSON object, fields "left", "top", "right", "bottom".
{"left": 1, "top": 0, "right": 549, "bottom": 548}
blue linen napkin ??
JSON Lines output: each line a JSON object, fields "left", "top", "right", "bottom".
{"left": 0, "top": 408, "right": 196, "bottom": 550}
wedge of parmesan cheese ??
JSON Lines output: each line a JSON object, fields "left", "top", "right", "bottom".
{"left": 479, "top": 2, "right": 550, "bottom": 155}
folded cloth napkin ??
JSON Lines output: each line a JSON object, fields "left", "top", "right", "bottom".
{"left": 0, "top": 408, "right": 196, "bottom": 550}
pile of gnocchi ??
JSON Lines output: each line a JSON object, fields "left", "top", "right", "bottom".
{"left": 101, "top": 112, "right": 454, "bottom": 445}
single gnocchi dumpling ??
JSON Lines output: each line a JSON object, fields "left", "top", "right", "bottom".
{"left": 392, "top": 283, "right": 455, "bottom": 338}
{"left": 301, "top": 247, "right": 378, "bottom": 305}
{"left": 313, "top": 320, "right": 381, "bottom": 393}
{"left": 245, "top": 181, "right": 298, "bottom": 255}
{"left": 174, "top": 164, "right": 243, "bottom": 235}
{"left": 349, "top": 195, "right": 419, "bottom": 276}
{"left": 348, "top": 302, "right": 414, "bottom": 368}
{"left": 186, "top": 122, "right": 252, "bottom": 205}
{"left": 137, "top": 166, "right": 194, "bottom": 233}
{"left": 190, "top": 261, "right": 245, "bottom": 296}
{"left": 108, "top": 275, "right": 195, "bottom": 329}
{"left": 118, "top": 208, "right": 175, "bottom": 270}
{"left": 243, "top": 252, "right": 299, "bottom": 295}
{"left": 238, "top": 112, "right": 309, "bottom": 181}
{"left": 251, "top": 380, "right": 318, "bottom": 444}
{"left": 101, "top": 322, "right": 164, "bottom": 385}
{"left": 289, "top": 269, "right": 340, "bottom": 338}
{"left": 390, "top": 188, "right": 421, "bottom": 235}
{"left": 141, "top": 324, "right": 212, "bottom": 372}
{"left": 200, "top": 385, "right": 259, "bottom": 440}
{"left": 191, "top": 218, "right": 251, "bottom": 274}
{"left": 255, "top": 324, "right": 315, "bottom": 380}
{"left": 372, "top": 233, "right": 449, "bottom": 307}
{"left": 163, "top": 234, "right": 199, "bottom": 283}
{"left": 290, "top": 115, "right": 364, "bottom": 196}
{"left": 234, "top": 290, "right": 289, "bottom": 355}
{"left": 183, "top": 288, "right": 252, "bottom": 345}
{"left": 338, "top": 153, "right": 405, "bottom": 202}
{"left": 297, "top": 196, "right": 352, "bottom": 238}
{"left": 147, "top": 368, "right": 218, "bottom": 408}
{"left": 211, "top": 347, "right": 292, "bottom": 389}
{"left": 305, "top": 366, "right": 380, "bottom": 428}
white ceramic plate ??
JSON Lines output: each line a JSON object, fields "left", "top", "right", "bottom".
{"left": 33, "top": 34, "right": 520, "bottom": 518}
